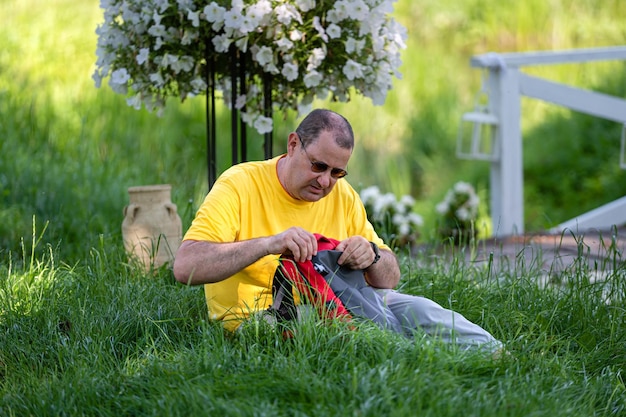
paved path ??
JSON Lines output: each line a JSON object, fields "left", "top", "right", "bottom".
{"left": 464, "top": 226, "right": 626, "bottom": 275}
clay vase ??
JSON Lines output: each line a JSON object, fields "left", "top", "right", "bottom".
{"left": 122, "top": 184, "right": 182, "bottom": 271}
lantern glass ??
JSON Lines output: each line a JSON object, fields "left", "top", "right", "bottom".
{"left": 456, "top": 110, "right": 499, "bottom": 161}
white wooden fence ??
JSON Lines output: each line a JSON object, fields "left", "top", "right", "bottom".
{"left": 458, "top": 46, "right": 626, "bottom": 237}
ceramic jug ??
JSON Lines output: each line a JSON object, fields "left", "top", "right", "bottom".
{"left": 122, "top": 184, "right": 182, "bottom": 271}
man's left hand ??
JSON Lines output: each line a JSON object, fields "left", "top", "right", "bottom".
{"left": 335, "top": 236, "right": 376, "bottom": 270}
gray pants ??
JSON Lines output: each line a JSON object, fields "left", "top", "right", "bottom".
{"left": 377, "top": 289, "right": 502, "bottom": 351}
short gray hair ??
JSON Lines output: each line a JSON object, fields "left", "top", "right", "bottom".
{"left": 295, "top": 109, "right": 354, "bottom": 150}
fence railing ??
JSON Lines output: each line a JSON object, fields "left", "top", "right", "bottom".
{"left": 458, "top": 46, "right": 626, "bottom": 237}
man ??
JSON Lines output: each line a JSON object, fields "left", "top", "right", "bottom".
{"left": 174, "top": 109, "right": 501, "bottom": 351}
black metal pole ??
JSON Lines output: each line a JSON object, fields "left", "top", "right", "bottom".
{"left": 239, "top": 52, "right": 247, "bottom": 162}
{"left": 229, "top": 46, "right": 238, "bottom": 166}
{"left": 263, "top": 73, "right": 273, "bottom": 159}
{"left": 205, "top": 45, "right": 217, "bottom": 189}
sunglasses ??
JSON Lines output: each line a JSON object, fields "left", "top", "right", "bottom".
{"left": 297, "top": 135, "right": 348, "bottom": 179}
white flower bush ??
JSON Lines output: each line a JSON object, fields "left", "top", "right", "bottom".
{"left": 93, "top": 0, "right": 407, "bottom": 134}
{"left": 435, "top": 181, "right": 480, "bottom": 243}
{"left": 360, "top": 186, "right": 423, "bottom": 248}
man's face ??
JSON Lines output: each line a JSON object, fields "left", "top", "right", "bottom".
{"left": 286, "top": 130, "right": 352, "bottom": 202}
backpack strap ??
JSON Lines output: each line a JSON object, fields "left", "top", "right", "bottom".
{"left": 270, "top": 259, "right": 298, "bottom": 322}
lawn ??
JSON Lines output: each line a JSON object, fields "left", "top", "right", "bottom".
{"left": 1, "top": 236, "right": 624, "bottom": 416}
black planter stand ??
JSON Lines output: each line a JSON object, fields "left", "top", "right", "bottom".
{"left": 204, "top": 47, "right": 273, "bottom": 189}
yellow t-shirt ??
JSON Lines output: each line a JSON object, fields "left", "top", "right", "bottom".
{"left": 183, "top": 155, "right": 387, "bottom": 331}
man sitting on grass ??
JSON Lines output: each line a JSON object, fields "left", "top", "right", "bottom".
{"left": 174, "top": 108, "right": 502, "bottom": 352}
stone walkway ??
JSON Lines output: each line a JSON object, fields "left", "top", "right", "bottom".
{"left": 464, "top": 226, "right": 626, "bottom": 276}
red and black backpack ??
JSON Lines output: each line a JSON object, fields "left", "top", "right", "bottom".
{"left": 268, "top": 234, "right": 404, "bottom": 334}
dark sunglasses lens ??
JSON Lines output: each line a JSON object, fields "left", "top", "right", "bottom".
{"left": 331, "top": 169, "right": 347, "bottom": 178}
{"left": 310, "top": 161, "right": 347, "bottom": 178}
{"left": 311, "top": 161, "right": 329, "bottom": 173}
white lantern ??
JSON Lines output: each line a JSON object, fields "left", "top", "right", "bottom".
{"left": 456, "top": 106, "right": 500, "bottom": 161}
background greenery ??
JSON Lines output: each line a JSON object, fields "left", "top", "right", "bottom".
{"left": 2, "top": 0, "right": 626, "bottom": 262}
{"left": 1, "top": 0, "right": 626, "bottom": 261}
{"left": 1, "top": 1, "right": 626, "bottom": 415}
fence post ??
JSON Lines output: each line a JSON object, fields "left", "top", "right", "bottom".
{"left": 489, "top": 67, "right": 524, "bottom": 236}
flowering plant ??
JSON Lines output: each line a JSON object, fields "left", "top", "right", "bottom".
{"left": 435, "top": 181, "right": 480, "bottom": 243}
{"left": 360, "top": 186, "right": 423, "bottom": 249}
{"left": 93, "top": 0, "right": 407, "bottom": 134}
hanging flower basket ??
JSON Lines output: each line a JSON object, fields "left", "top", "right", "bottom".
{"left": 93, "top": 0, "right": 407, "bottom": 135}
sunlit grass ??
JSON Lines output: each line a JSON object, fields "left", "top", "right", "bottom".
{"left": 1, "top": 225, "right": 625, "bottom": 415}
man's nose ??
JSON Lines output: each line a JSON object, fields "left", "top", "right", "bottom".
{"left": 316, "top": 170, "right": 332, "bottom": 188}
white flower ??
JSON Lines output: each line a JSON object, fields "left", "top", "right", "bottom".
{"left": 408, "top": 212, "right": 424, "bottom": 227}
{"left": 313, "top": 16, "right": 328, "bottom": 42}
{"left": 436, "top": 201, "right": 449, "bottom": 215}
{"left": 303, "top": 70, "right": 322, "bottom": 88}
{"left": 454, "top": 181, "right": 474, "bottom": 195}
{"left": 347, "top": 0, "right": 369, "bottom": 20}
{"left": 126, "top": 94, "right": 142, "bottom": 110}
{"left": 343, "top": 59, "right": 364, "bottom": 80}
{"left": 136, "top": 48, "right": 149, "bottom": 65}
{"left": 190, "top": 77, "right": 207, "bottom": 92}
{"left": 204, "top": 3, "right": 225, "bottom": 23}
{"left": 255, "top": 46, "right": 274, "bottom": 67}
{"left": 223, "top": 9, "right": 244, "bottom": 29}
{"left": 275, "top": 37, "right": 294, "bottom": 52}
{"left": 393, "top": 201, "right": 407, "bottom": 215}
{"left": 275, "top": 4, "right": 301, "bottom": 25}
{"left": 235, "top": 94, "right": 247, "bottom": 110}
{"left": 326, "top": 24, "right": 342, "bottom": 39}
{"left": 289, "top": 29, "right": 303, "bottom": 41}
{"left": 253, "top": 115, "right": 273, "bottom": 134}
{"left": 187, "top": 9, "right": 200, "bottom": 27}
{"left": 456, "top": 208, "right": 471, "bottom": 221}
{"left": 251, "top": 0, "right": 272, "bottom": 17}
{"left": 436, "top": 182, "right": 480, "bottom": 226}
{"left": 147, "top": 24, "right": 166, "bottom": 38}
{"left": 212, "top": 34, "right": 230, "bottom": 53}
{"left": 399, "top": 194, "right": 416, "bottom": 209}
{"left": 398, "top": 222, "right": 410, "bottom": 237}
{"left": 295, "top": 0, "right": 316, "bottom": 12}
{"left": 307, "top": 47, "right": 326, "bottom": 69}
{"left": 373, "top": 193, "right": 396, "bottom": 218}
{"left": 110, "top": 68, "right": 130, "bottom": 85}
{"left": 281, "top": 62, "right": 299, "bottom": 81}
{"left": 149, "top": 72, "right": 165, "bottom": 87}
{"left": 330, "top": 1, "right": 349, "bottom": 22}
{"left": 360, "top": 186, "right": 381, "bottom": 206}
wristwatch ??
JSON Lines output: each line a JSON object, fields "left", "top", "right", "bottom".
{"left": 369, "top": 241, "right": 381, "bottom": 266}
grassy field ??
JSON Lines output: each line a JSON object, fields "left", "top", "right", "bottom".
{"left": 1, "top": 0, "right": 626, "bottom": 415}
{"left": 1, "top": 235, "right": 625, "bottom": 416}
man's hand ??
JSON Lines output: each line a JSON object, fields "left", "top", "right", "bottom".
{"left": 335, "top": 236, "right": 375, "bottom": 270}
{"left": 335, "top": 236, "right": 401, "bottom": 289}
{"left": 266, "top": 227, "right": 318, "bottom": 262}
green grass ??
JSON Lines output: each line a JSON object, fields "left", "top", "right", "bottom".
{"left": 1, "top": 0, "right": 626, "bottom": 415}
{"left": 1, "top": 233, "right": 625, "bottom": 416}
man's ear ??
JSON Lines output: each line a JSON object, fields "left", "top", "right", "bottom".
{"left": 286, "top": 132, "right": 299, "bottom": 155}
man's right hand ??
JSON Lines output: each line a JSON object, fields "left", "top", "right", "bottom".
{"left": 267, "top": 227, "right": 318, "bottom": 262}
